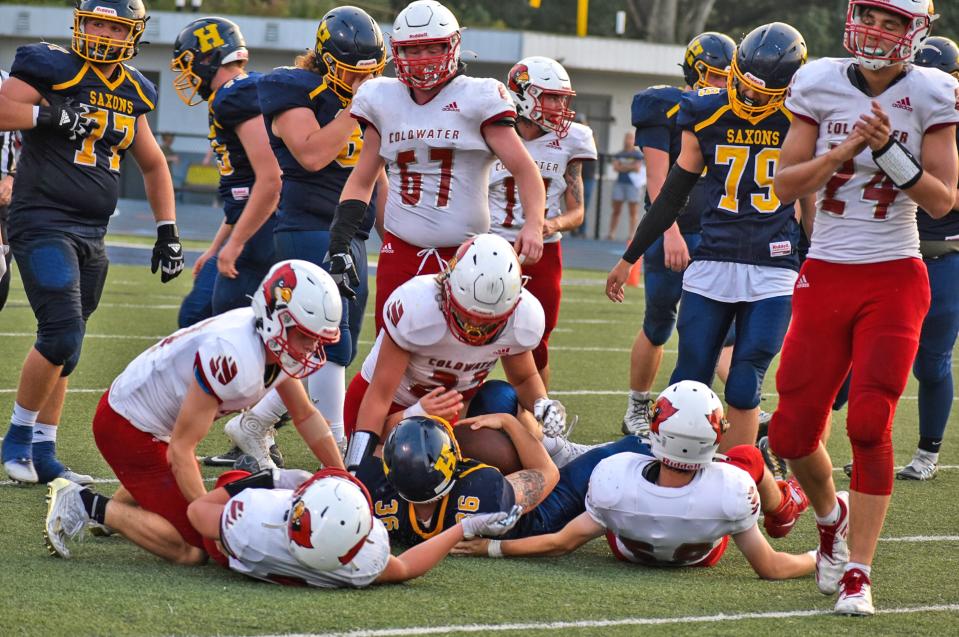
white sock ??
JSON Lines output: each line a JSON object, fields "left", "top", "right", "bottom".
{"left": 32, "top": 423, "right": 58, "bottom": 443}
{"left": 846, "top": 562, "right": 871, "bottom": 577}
{"left": 629, "top": 390, "right": 651, "bottom": 401}
{"left": 248, "top": 389, "right": 287, "bottom": 424}
{"left": 308, "top": 363, "right": 346, "bottom": 443}
{"left": 11, "top": 403, "right": 39, "bottom": 429}
{"left": 816, "top": 501, "right": 841, "bottom": 526}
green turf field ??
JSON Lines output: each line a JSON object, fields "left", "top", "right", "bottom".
{"left": 1, "top": 261, "right": 957, "bottom": 637}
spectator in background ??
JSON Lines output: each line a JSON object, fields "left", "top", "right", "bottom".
{"left": 159, "top": 132, "right": 180, "bottom": 173}
{"left": 0, "top": 68, "right": 20, "bottom": 311}
{"left": 175, "top": 0, "right": 202, "bottom": 12}
{"left": 607, "top": 131, "right": 643, "bottom": 240}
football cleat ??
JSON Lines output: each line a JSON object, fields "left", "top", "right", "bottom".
{"left": 59, "top": 468, "right": 95, "bottom": 486}
{"left": 88, "top": 522, "right": 116, "bottom": 538}
{"left": 543, "top": 434, "right": 596, "bottom": 469}
{"left": 835, "top": 567, "right": 874, "bottom": 616}
{"left": 896, "top": 449, "right": 939, "bottom": 481}
{"left": 44, "top": 478, "right": 90, "bottom": 559}
{"left": 757, "top": 409, "right": 773, "bottom": 440}
{"left": 816, "top": 491, "right": 850, "bottom": 595}
{"left": 204, "top": 443, "right": 284, "bottom": 468}
{"left": 758, "top": 436, "right": 788, "bottom": 481}
{"left": 843, "top": 462, "right": 853, "bottom": 478}
{"left": 2, "top": 425, "right": 38, "bottom": 483}
{"left": 763, "top": 476, "right": 809, "bottom": 539}
{"left": 225, "top": 413, "right": 278, "bottom": 471}
{"left": 621, "top": 396, "right": 652, "bottom": 437}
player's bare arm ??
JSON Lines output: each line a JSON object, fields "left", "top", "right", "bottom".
{"left": 501, "top": 351, "right": 548, "bottom": 409}
{"left": 275, "top": 377, "right": 344, "bottom": 470}
{"left": 217, "top": 115, "right": 283, "bottom": 278}
{"left": 167, "top": 380, "right": 222, "bottom": 503}
{"left": 272, "top": 105, "right": 359, "bottom": 172}
{"left": 186, "top": 485, "right": 231, "bottom": 540}
{"left": 373, "top": 167, "right": 388, "bottom": 239}
{"left": 773, "top": 116, "right": 867, "bottom": 203}
{"left": 905, "top": 122, "right": 958, "bottom": 218}
{"left": 354, "top": 331, "right": 413, "bottom": 441}
{"left": 732, "top": 523, "right": 815, "bottom": 580}
{"left": 485, "top": 124, "right": 546, "bottom": 264}
{"left": 194, "top": 221, "right": 231, "bottom": 278}
{"left": 129, "top": 116, "right": 176, "bottom": 224}
{"left": 0, "top": 75, "right": 42, "bottom": 129}
{"left": 454, "top": 511, "right": 605, "bottom": 558}
{"left": 544, "top": 160, "right": 585, "bottom": 235}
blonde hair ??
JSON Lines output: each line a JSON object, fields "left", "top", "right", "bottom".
{"left": 294, "top": 49, "right": 326, "bottom": 74}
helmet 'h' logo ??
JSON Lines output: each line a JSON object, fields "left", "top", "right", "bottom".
{"left": 194, "top": 24, "right": 225, "bottom": 53}
{"left": 433, "top": 443, "right": 456, "bottom": 483}
{"left": 317, "top": 20, "right": 331, "bottom": 44}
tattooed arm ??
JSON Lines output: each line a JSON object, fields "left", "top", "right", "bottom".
{"left": 544, "top": 159, "right": 587, "bottom": 235}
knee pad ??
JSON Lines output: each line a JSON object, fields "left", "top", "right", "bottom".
{"left": 323, "top": 328, "right": 353, "bottom": 368}
{"left": 723, "top": 362, "right": 762, "bottom": 410}
{"left": 912, "top": 346, "right": 951, "bottom": 385}
{"left": 467, "top": 380, "right": 519, "bottom": 417}
{"left": 847, "top": 386, "right": 897, "bottom": 494}
{"left": 35, "top": 320, "right": 85, "bottom": 373}
{"left": 768, "top": 406, "right": 830, "bottom": 460}
{"left": 642, "top": 308, "right": 676, "bottom": 347}
{"left": 532, "top": 342, "right": 549, "bottom": 370}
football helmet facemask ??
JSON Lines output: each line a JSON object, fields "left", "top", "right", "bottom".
{"left": 508, "top": 56, "right": 576, "bottom": 138}
{"left": 251, "top": 260, "right": 342, "bottom": 380}
{"left": 682, "top": 32, "right": 736, "bottom": 89}
{"left": 439, "top": 234, "right": 523, "bottom": 347}
{"left": 383, "top": 416, "right": 462, "bottom": 503}
{"left": 72, "top": 0, "right": 147, "bottom": 64}
{"left": 914, "top": 35, "right": 959, "bottom": 78}
{"left": 728, "top": 22, "right": 807, "bottom": 122}
{"left": 287, "top": 468, "right": 374, "bottom": 571}
{"left": 171, "top": 17, "right": 248, "bottom": 106}
{"left": 649, "top": 380, "right": 728, "bottom": 471}
{"left": 844, "top": 0, "right": 936, "bottom": 71}
{"left": 391, "top": 0, "right": 462, "bottom": 90}
{"left": 314, "top": 6, "right": 387, "bottom": 102}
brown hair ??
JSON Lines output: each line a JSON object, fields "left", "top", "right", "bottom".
{"left": 294, "top": 49, "right": 326, "bottom": 75}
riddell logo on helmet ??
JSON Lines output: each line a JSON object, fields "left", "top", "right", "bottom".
{"left": 407, "top": 32, "right": 430, "bottom": 39}
{"left": 743, "top": 72, "right": 766, "bottom": 87}
{"left": 92, "top": 6, "right": 118, "bottom": 15}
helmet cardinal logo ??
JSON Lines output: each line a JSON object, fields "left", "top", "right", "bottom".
{"left": 708, "top": 407, "right": 727, "bottom": 442}
{"left": 650, "top": 397, "right": 679, "bottom": 435}
{"left": 509, "top": 64, "right": 530, "bottom": 95}
{"left": 288, "top": 499, "right": 314, "bottom": 549}
{"left": 263, "top": 263, "right": 298, "bottom": 314}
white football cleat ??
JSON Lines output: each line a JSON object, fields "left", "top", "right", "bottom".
{"left": 44, "top": 478, "right": 90, "bottom": 559}
{"left": 60, "top": 468, "right": 95, "bottom": 486}
{"left": 225, "top": 412, "right": 278, "bottom": 471}
{"left": 835, "top": 567, "right": 874, "bottom": 616}
{"left": 896, "top": 448, "right": 939, "bottom": 481}
{"left": 621, "top": 396, "right": 652, "bottom": 437}
{"left": 816, "top": 490, "right": 850, "bottom": 595}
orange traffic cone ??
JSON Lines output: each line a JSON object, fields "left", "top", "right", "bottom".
{"left": 627, "top": 257, "right": 643, "bottom": 287}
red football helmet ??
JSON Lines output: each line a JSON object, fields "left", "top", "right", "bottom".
{"left": 844, "top": 0, "right": 936, "bottom": 70}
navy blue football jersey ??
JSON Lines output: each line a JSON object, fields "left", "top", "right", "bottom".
{"left": 208, "top": 72, "right": 261, "bottom": 224}
{"left": 917, "top": 131, "right": 959, "bottom": 242}
{"left": 8, "top": 43, "right": 157, "bottom": 236}
{"left": 631, "top": 85, "right": 708, "bottom": 234}
{"left": 257, "top": 66, "right": 375, "bottom": 236}
{"left": 356, "top": 455, "right": 515, "bottom": 547}
{"left": 677, "top": 88, "right": 799, "bottom": 270}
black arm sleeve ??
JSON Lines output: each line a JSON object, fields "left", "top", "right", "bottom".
{"left": 328, "top": 199, "right": 371, "bottom": 257}
{"left": 621, "top": 164, "right": 701, "bottom": 264}
{"left": 223, "top": 469, "right": 276, "bottom": 496}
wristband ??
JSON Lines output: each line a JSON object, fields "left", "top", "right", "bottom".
{"left": 872, "top": 138, "right": 923, "bottom": 190}
{"left": 223, "top": 468, "right": 276, "bottom": 496}
{"left": 344, "top": 430, "right": 380, "bottom": 473}
{"left": 156, "top": 222, "right": 180, "bottom": 239}
{"left": 32, "top": 105, "right": 40, "bottom": 127}
{"left": 487, "top": 540, "right": 503, "bottom": 558}
{"left": 403, "top": 401, "right": 428, "bottom": 419}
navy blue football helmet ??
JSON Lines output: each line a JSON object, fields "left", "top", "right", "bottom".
{"left": 171, "top": 17, "right": 248, "bottom": 105}
{"left": 728, "top": 22, "right": 807, "bottom": 121}
{"left": 72, "top": 0, "right": 147, "bottom": 63}
{"left": 314, "top": 6, "right": 386, "bottom": 101}
{"left": 682, "top": 32, "right": 736, "bottom": 89}
{"left": 914, "top": 36, "right": 959, "bottom": 78}
{"left": 382, "top": 416, "right": 461, "bottom": 503}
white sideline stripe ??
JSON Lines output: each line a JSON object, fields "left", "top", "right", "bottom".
{"left": 0, "top": 332, "right": 163, "bottom": 341}
{"left": 245, "top": 604, "right": 959, "bottom": 637}
{"left": 880, "top": 535, "right": 959, "bottom": 543}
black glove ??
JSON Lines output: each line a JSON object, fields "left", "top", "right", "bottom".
{"left": 36, "top": 97, "right": 99, "bottom": 141}
{"left": 326, "top": 249, "right": 360, "bottom": 301}
{"left": 152, "top": 223, "right": 184, "bottom": 283}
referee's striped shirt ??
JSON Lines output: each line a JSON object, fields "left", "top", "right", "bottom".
{"left": 0, "top": 69, "right": 20, "bottom": 179}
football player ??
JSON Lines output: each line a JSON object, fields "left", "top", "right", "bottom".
{"left": 0, "top": 0, "right": 183, "bottom": 485}
{"left": 489, "top": 57, "right": 598, "bottom": 388}
{"left": 170, "top": 17, "right": 282, "bottom": 328}
{"left": 344, "top": 234, "right": 583, "bottom": 473}
{"left": 183, "top": 467, "right": 522, "bottom": 587}
{"left": 769, "top": 0, "right": 958, "bottom": 615}
{"left": 42, "top": 260, "right": 345, "bottom": 565}
{"left": 606, "top": 23, "right": 812, "bottom": 451}
{"left": 452, "top": 381, "right": 814, "bottom": 581}
{"left": 355, "top": 414, "right": 556, "bottom": 547}
{"left": 324, "top": 0, "right": 547, "bottom": 335}
{"left": 609, "top": 32, "right": 734, "bottom": 437}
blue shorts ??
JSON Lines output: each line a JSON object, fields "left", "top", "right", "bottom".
{"left": 642, "top": 233, "right": 702, "bottom": 346}
{"left": 612, "top": 181, "right": 641, "bottom": 203}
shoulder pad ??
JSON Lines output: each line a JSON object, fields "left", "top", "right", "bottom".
{"left": 472, "top": 77, "right": 516, "bottom": 121}
{"left": 714, "top": 463, "right": 761, "bottom": 526}
{"left": 194, "top": 337, "right": 259, "bottom": 403}
{"left": 567, "top": 123, "right": 598, "bottom": 160}
{"left": 586, "top": 453, "right": 636, "bottom": 511}
{"left": 631, "top": 85, "right": 683, "bottom": 128}
{"left": 122, "top": 64, "right": 158, "bottom": 106}
{"left": 453, "top": 461, "right": 515, "bottom": 511}
{"left": 676, "top": 89, "right": 727, "bottom": 130}
{"left": 256, "top": 67, "right": 317, "bottom": 117}
{"left": 11, "top": 43, "right": 81, "bottom": 92}
{"left": 214, "top": 75, "right": 262, "bottom": 127}
{"left": 383, "top": 276, "right": 447, "bottom": 349}
{"left": 508, "top": 291, "right": 545, "bottom": 350}
{"left": 350, "top": 77, "right": 386, "bottom": 124}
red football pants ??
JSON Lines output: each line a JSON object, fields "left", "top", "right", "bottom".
{"left": 374, "top": 232, "right": 458, "bottom": 334}
{"left": 92, "top": 391, "right": 205, "bottom": 549}
{"left": 769, "top": 258, "right": 930, "bottom": 496}
{"left": 521, "top": 241, "right": 563, "bottom": 369}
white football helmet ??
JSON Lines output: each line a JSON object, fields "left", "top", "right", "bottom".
{"left": 251, "top": 260, "right": 342, "bottom": 379}
{"left": 441, "top": 234, "right": 523, "bottom": 346}
{"left": 507, "top": 56, "right": 576, "bottom": 138}
{"left": 287, "top": 469, "right": 374, "bottom": 571}
{"left": 391, "top": 0, "right": 461, "bottom": 89}
{"left": 844, "top": 0, "right": 936, "bottom": 70}
{"left": 648, "top": 380, "right": 727, "bottom": 471}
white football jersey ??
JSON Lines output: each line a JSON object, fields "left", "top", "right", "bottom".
{"left": 489, "top": 122, "right": 597, "bottom": 243}
{"left": 220, "top": 488, "right": 390, "bottom": 589}
{"left": 351, "top": 75, "right": 516, "bottom": 248}
{"left": 787, "top": 58, "right": 959, "bottom": 264}
{"left": 360, "top": 275, "right": 545, "bottom": 407}
{"left": 108, "top": 309, "right": 288, "bottom": 441}
{"left": 585, "top": 453, "right": 759, "bottom": 566}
